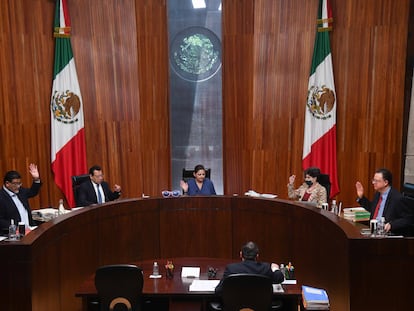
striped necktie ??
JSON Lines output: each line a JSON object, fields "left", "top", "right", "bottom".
{"left": 96, "top": 184, "right": 103, "bottom": 204}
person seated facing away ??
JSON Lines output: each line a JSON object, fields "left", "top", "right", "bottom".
{"left": 287, "top": 167, "right": 327, "bottom": 207}
{"left": 76, "top": 165, "right": 121, "bottom": 207}
{"left": 0, "top": 164, "right": 42, "bottom": 233}
{"left": 180, "top": 164, "right": 216, "bottom": 196}
{"left": 356, "top": 168, "right": 413, "bottom": 236}
{"left": 215, "top": 241, "right": 284, "bottom": 294}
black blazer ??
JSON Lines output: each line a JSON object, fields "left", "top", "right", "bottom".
{"left": 76, "top": 180, "right": 120, "bottom": 207}
{"left": 358, "top": 187, "right": 413, "bottom": 235}
{"left": 215, "top": 260, "right": 284, "bottom": 294}
{"left": 0, "top": 181, "right": 42, "bottom": 232}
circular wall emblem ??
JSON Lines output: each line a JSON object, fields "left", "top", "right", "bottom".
{"left": 170, "top": 26, "right": 221, "bottom": 82}
{"left": 51, "top": 90, "right": 81, "bottom": 124}
{"left": 307, "top": 85, "right": 335, "bottom": 120}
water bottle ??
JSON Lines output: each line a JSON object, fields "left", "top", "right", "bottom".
{"left": 378, "top": 217, "right": 385, "bottom": 235}
{"left": 331, "top": 200, "right": 337, "bottom": 214}
{"left": 280, "top": 264, "right": 286, "bottom": 279}
{"left": 58, "top": 199, "right": 65, "bottom": 215}
{"left": 152, "top": 261, "right": 159, "bottom": 276}
{"left": 8, "top": 219, "right": 17, "bottom": 240}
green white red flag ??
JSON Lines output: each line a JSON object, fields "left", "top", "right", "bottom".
{"left": 50, "top": 0, "right": 87, "bottom": 207}
{"left": 303, "top": 0, "right": 339, "bottom": 198}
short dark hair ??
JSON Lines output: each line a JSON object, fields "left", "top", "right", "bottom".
{"left": 4, "top": 171, "right": 21, "bottom": 184}
{"left": 89, "top": 165, "right": 102, "bottom": 175}
{"left": 194, "top": 164, "right": 206, "bottom": 174}
{"left": 241, "top": 241, "right": 259, "bottom": 260}
{"left": 304, "top": 167, "right": 321, "bottom": 179}
{"left": 376, "top": 168, "right": 393, "bottom": 186}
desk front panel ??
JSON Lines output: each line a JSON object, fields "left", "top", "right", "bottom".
{"left": 1, "top": 196, "right": 411, "bottom": 311}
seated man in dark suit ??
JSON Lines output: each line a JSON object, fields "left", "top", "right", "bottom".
{"left": 356, "top": 168, "right": 413, "bottom": 236}
{"left": 76, "top": 165, "right": 121, "bottom": 207}
{"left": 215, "top": 241, "right": 284, "bottom": 294}
{"left": 0, "top": 164, "right": 42, "bottom": 233}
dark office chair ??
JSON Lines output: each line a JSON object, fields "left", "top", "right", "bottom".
{"left": 95, "top": 264, "right": 144, "bottom": 311}
{"left": 210, "top": 274, "right": 276, "bottom": 311}
{"left": 182, "top": 168, "right": 211, "bottom": 181}
{"left": 400, "top": 195, "right": 414, "bottom": 237}
{"left": 318, "top": 174, "right": 331, "bottom": 200}
{"left": 402, "top": 183, "right": 414, "bottom": 198}
{"left": 71, "top": 174, "right": 90, "bottom": 206}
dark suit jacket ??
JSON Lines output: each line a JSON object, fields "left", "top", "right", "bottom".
{"left": 0, "top": 181, "right": 42, "bottom": 232}
{"left": 358, "top": 187, "right": 413, "bottom": 236}
{"left": 76, "top": 180, "right": 120, "bottom": 207}
{"left": 215, "top": 260, "right": 285, "bottom": 294}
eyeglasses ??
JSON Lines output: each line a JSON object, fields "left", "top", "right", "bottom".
{"left": 371, "top": 179, "right": 384, "bottom": 184}
{"left": 162, "top": 190, "right": 181, "bottom": 198}
{"left": 8, "top": 181, "right": 22, "bottom": 186}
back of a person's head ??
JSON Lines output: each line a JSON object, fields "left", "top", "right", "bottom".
{"left": 4, "top": 170, "right": 21, "bottom": 183}
{"left": 241, "top": 241, "right": 259, "bottom": 260}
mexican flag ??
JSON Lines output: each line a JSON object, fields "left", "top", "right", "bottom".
{"left": 50, "top": 0, "right": 87, "bottom": 207}
{"left": 302, "top": 0, "right": 339, "bottom": 198}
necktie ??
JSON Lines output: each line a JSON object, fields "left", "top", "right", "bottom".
{"left": 373, "top": 195, "right": 382, "bottom": 219}
{"left": 96, "top": 184, "right": 103, "bottom": 204}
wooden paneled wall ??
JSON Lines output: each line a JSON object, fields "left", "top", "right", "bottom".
{"left": 0, "top": 0, "right": 411, "bottom": 209}
{"left": 223, "top": 0, "right": 410, "bottom": 205}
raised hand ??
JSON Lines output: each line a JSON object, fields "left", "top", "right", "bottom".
{"left": 355, "top": 181, "right": 364, "bottom": 198}
{"left": 180, "top": 180, "right": 188, "bottom": 193}
{"left": 28, "top": 163, "right": 40, "bottom": 180}
{"left": 113, "top": 184, "right": 121, "bottom": 193}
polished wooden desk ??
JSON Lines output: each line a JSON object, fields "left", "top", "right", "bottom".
{"left": 75, "top": 257, "right": 302, "bottom": 311}
{"left": 1, "top": 196, "right": 413, "bottom": 311}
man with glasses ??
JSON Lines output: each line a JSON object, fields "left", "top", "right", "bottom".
{"left": 0, "top": 163, "right": 42, "bottom": 234}
{"left": 76, "top": 165, "right": 121, "bottom": 207}
{"left": 355, "top": 168, "right": 413, "bottom": 236}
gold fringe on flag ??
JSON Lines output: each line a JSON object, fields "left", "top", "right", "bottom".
{"left": 317, "top": 17, "right": 333, "bottom": 32}
{"left": 317, "top": 17, "right": 333, "bottom": 24}
{"left": 53, "top": 26, "right": 71, "bottom": 38}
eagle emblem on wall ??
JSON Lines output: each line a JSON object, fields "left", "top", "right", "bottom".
{"left": 306, "top": 85, "right": 335, "bottom": 120}
{"left": 51, "top": 90, "right": 81, "bottom": 124}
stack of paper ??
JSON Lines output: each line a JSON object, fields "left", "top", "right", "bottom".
{"left": 343, "top": 207, "right": 370, "bottom": 222}
{"left": 31, "top": 208, "right": 58, "bottom": 221}
{"left": 32, "top": 207, "right": 74, "bottom": 222}
{"left": 181, "top": 267, "right": 200, "bottom": 278}
{"left": 302, "top": 285, "right": 329, "bottom": 310}
{"left": 189, "top": 280, "right": 220, "bottom": 292}
{"left": 244, "top": 190, "right": 277, "bottom": 198}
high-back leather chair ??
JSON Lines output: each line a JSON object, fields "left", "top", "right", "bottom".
{"left": 182, "top": 168, "right": 211, "bottom": 181}
{"left": 216, "top": 274, "right": 274, "bottom": 311}
{"left": 71, "top": 174, "right": 90, "bottom": 206}
{"left": 403, "top": 183, "right": 414, "bottom": 198}
{"left": 318, "top": 174, "right": 331, "bottom": 200}
{"left": 95, "top": 264, "right": 143, "bottom": 311}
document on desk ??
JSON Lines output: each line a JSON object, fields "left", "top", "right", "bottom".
{"left": 181, "top": 267, "right": 200, "bottom": 278}
{"left": 282, "top": 279, "right": 297, "bottom": 285}
{"left": 189, "top": 280, "right": 220, "bottom": 292}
